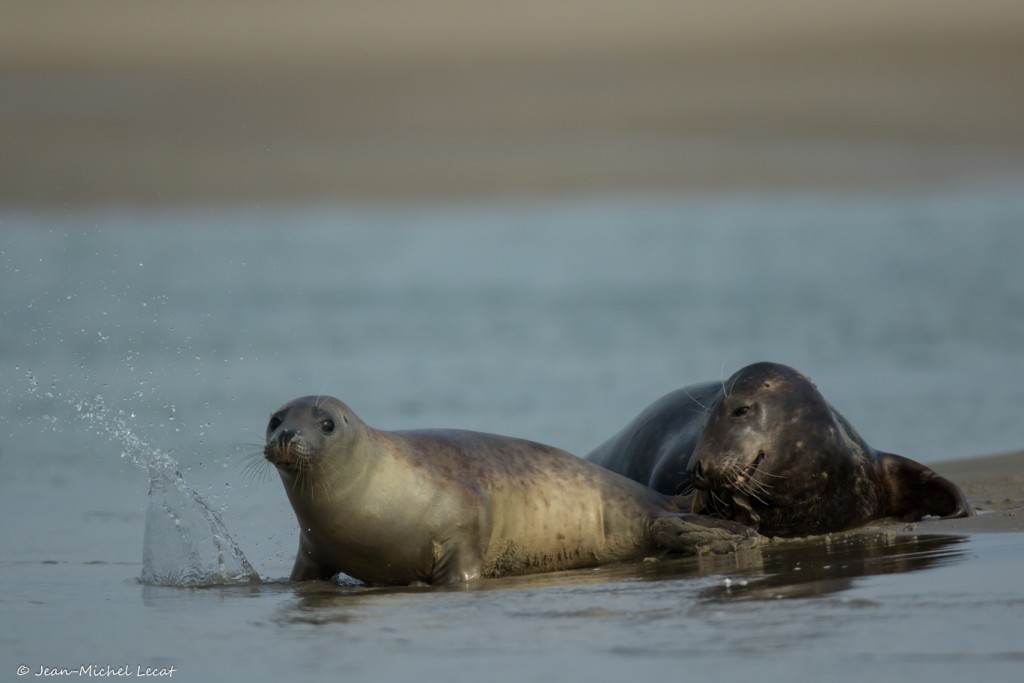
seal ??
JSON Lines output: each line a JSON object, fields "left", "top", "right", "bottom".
{"left": 264, "top": 395, "right": 758, "bottom": 585}
{"left": 586, "top": 362, "right": 969, "bottom": 537}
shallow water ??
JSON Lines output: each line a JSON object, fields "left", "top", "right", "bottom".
{"left": 5, "top": 532, "right": 1023, "bottom": 682}
{"left": 2, "top": 187, "right": 1024, "bottom": 681}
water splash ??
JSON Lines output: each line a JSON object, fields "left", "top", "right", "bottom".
{"left": 141, "top": 465, "right": 259, "bottom": 586}
{"left": 31, "top": 372, "right": 260, "bottom": 586}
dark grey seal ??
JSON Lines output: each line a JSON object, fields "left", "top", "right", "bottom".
{"left": 585, "top": 362, "right": 969, "bottom": 537}
{"left": 264, "top": 395, "right": 758, "bottom": 586}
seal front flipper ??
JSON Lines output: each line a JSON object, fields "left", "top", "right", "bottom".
{"left": 877, "top": 452, "right": 971, "bottom": 520}
{"left": 289, "top": 540, "right": 336, "bottom": 582}
{"left": 428, "top": 537, "right": 485, "bottom": 585}
{"left": 650, "top": 514, "right": 760, "bottom": 556}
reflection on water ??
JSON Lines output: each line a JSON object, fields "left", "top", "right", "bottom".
{"left": 701, "top": 533, "right": 969, "bottom": 602}
{"left": 267, "top": 532, "right": 969, "bottom": 628}
{"left": 51, "top": 532, "right": 1021, "bottom": 683}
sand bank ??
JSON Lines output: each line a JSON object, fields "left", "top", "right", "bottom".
{"left": 3, "top": 1, "right": 1024, "bottom": 204}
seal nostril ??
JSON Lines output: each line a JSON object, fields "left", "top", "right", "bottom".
{"left": 276, "top": 429, "right": 297, "bottom": 447}
{"left": 692, "top": 458, "right": 708, "bottom": 481}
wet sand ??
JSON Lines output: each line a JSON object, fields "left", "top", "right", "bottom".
{"left": 4, "top": 1, "right": 1024, "bottom": 205}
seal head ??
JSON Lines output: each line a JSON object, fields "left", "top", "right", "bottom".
{"left": 264, "top": 395, "right": 364, "bottom": 484}
{"left": 689, "top": 362, "right": 969, "bottom": 536}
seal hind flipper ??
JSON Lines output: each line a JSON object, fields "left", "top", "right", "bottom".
{"left": 877, "top": 452, "right": 971, "bottom": 520}
{"left": 650, "top": 515, "right": 760, "bottom": 556}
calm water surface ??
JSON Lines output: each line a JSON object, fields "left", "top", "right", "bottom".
{"left": 2, "top": 188, "right": 1023, "bottom": 681}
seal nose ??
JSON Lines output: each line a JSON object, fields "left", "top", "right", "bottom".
{"left": 275, "top": 429, "right": 298, "bottom": 449}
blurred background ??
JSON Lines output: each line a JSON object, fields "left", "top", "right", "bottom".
{"left": 4, "top": 5, "right": 1024, "bottom": 678}
{"left": 4, "top": 0, "right": 1024, "bottom": 205}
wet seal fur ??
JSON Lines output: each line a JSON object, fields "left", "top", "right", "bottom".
{"left": 264, "top": 395, "right": 758, "bottom": 586}
{"left": 586, "top": 362, "right": 969, "bottom": 537}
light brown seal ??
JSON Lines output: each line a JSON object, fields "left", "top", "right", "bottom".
{"left": 586, "top": 362, "right": 970, "bottom": 537}
{"left": 264, "top": 395, "right": 758, "bottom": 586}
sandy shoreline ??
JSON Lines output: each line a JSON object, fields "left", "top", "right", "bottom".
{"left": 4, "top": 1, "right": 1024, "bottom": 205}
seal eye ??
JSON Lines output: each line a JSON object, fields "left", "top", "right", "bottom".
{"left": 320, "top": 419, "right": 335, "bottom": 434}
{"left": 732, "top": 406, "right": 751, "bottom": 417}
{"left": 268, "top": 416, "right": 283, "bottom": 432}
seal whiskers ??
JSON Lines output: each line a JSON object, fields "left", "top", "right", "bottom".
{"left": 240, "top": 446, "right": 275, "bottom": 488}
{"left": 682, "top": 386, "right": 711, "bottom": 413}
